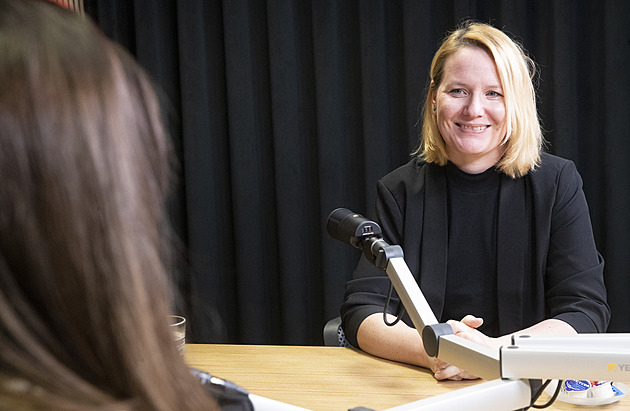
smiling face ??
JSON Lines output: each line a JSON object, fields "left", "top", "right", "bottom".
{"left": 432, "top": 46, "right": 508, "bottom": 174}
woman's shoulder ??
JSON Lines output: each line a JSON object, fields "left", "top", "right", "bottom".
{"left": 528, "top": 152, "right": 583, "bottom": 195}
{"left": 537, "top": 152, "right": 573, "bottom": 169}
{"left": 380, "top": 157, "right": 433, "bottom": 186}
{"left": 376, "top": 157, "right": 439, "bottom": 200}
{"left": 530, "top": 152, "right": 579, "bottom": 180}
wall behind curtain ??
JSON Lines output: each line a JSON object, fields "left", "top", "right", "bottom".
{"left": 84, "top": 0, "right": 630, "bottom": 345}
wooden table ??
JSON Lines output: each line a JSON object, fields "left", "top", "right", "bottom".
{"left": 185, "top": 344, "right": 629, "bottom": 411}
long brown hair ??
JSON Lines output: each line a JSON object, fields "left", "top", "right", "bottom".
{"left": 0, "top": 1, "right": 218, "bottom": 409}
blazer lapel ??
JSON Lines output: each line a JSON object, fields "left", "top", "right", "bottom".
{"left": 496, "top": 175, "right": 528, "bottom": 335}
{"left": 419, "top": 164, "right": 449, "bottom": 321}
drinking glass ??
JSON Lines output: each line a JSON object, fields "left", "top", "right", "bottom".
{"left": 169, "top": 315, "right": 186, "bottom": 353}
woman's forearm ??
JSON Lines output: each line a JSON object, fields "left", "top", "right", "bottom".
{"left": 356, "top": 313, "right": 431, "bottom": 368}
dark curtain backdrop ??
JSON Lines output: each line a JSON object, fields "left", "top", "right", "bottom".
{"left": 83, "top": 0, "right": 630, "bottom": 345}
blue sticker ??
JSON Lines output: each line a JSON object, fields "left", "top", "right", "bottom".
{"left": 564, "top": 380, "right": 591, "bottom": 392}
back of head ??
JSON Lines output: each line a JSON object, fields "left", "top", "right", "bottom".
{"left": 0, "top": 1, "right": 217, "bottom": 409}
{"left": 417, "top": 21, "right": 543, "bottom": 178}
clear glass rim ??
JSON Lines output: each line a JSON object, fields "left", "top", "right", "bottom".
{"left": 169, "top": 315, "right": 186, "bottom": 327}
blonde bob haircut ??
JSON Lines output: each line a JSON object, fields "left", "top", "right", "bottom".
{"left": 415, "top": 21, "right": 543, "bottom": 178}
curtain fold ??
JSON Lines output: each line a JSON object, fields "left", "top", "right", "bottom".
{"left": 84, "top": 0, "right": 630, "bottom": 344}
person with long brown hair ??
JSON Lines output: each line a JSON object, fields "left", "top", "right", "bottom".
{"left": 0, "top": 1, "right": 247, "bottom": 409}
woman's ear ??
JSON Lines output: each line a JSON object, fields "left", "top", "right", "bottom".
{"left": 430, "top": 81, "right": 437, "bottom": 113}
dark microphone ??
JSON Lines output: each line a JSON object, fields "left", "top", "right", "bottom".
{"left": 327, "top": 208, "right": 403, "bottom": 270}
{"left": 326, "top": 208, "right": 383, "bottom": 249}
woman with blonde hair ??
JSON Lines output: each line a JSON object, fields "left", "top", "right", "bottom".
{"left": 341, "top": 21, "right": 609, "bottom": 380}
{"left": 418, "top": 22, "right": 542, "bottom": 178}
{"left": 0, "top": 0, "right": 249, "bottom": 409}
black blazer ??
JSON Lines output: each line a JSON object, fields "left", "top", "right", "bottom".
{"left": 341, "top": 153, "right": 610, "bottom": 348}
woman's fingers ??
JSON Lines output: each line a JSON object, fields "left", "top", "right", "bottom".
{"left": 434, "top": 364, "right": 462, "bottom": 380}
{"left": 460, "top": 315, "right": 484, "bottom": 328}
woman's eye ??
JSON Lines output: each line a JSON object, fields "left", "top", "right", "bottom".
{"left": 449, "top": 88, "right": 465, "bottom": 95}
{"left": 487, "top": 90, "right": 503, "bottom": 98}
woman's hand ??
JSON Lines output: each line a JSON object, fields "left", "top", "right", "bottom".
{"left": 447, "top": 315, "right": 498, "bottom": 350}
{"left": 430, "top": 315, "right": 490, "bottom": 381}
{"left": 428, "top": 356, "right": 478, "bottom": 381}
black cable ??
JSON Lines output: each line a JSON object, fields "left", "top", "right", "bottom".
{"left": 382, "top": 283, "right": 406, "bottom": 326}
{"left": 530, "top": 380, "right": 552, "bottom": 404}
{"left": 526, "top": 380, "right": 563, "bottom": 409}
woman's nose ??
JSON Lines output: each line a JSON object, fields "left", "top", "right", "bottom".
{"left": 463, "top": 94, "right": 484, "bottom": 117}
